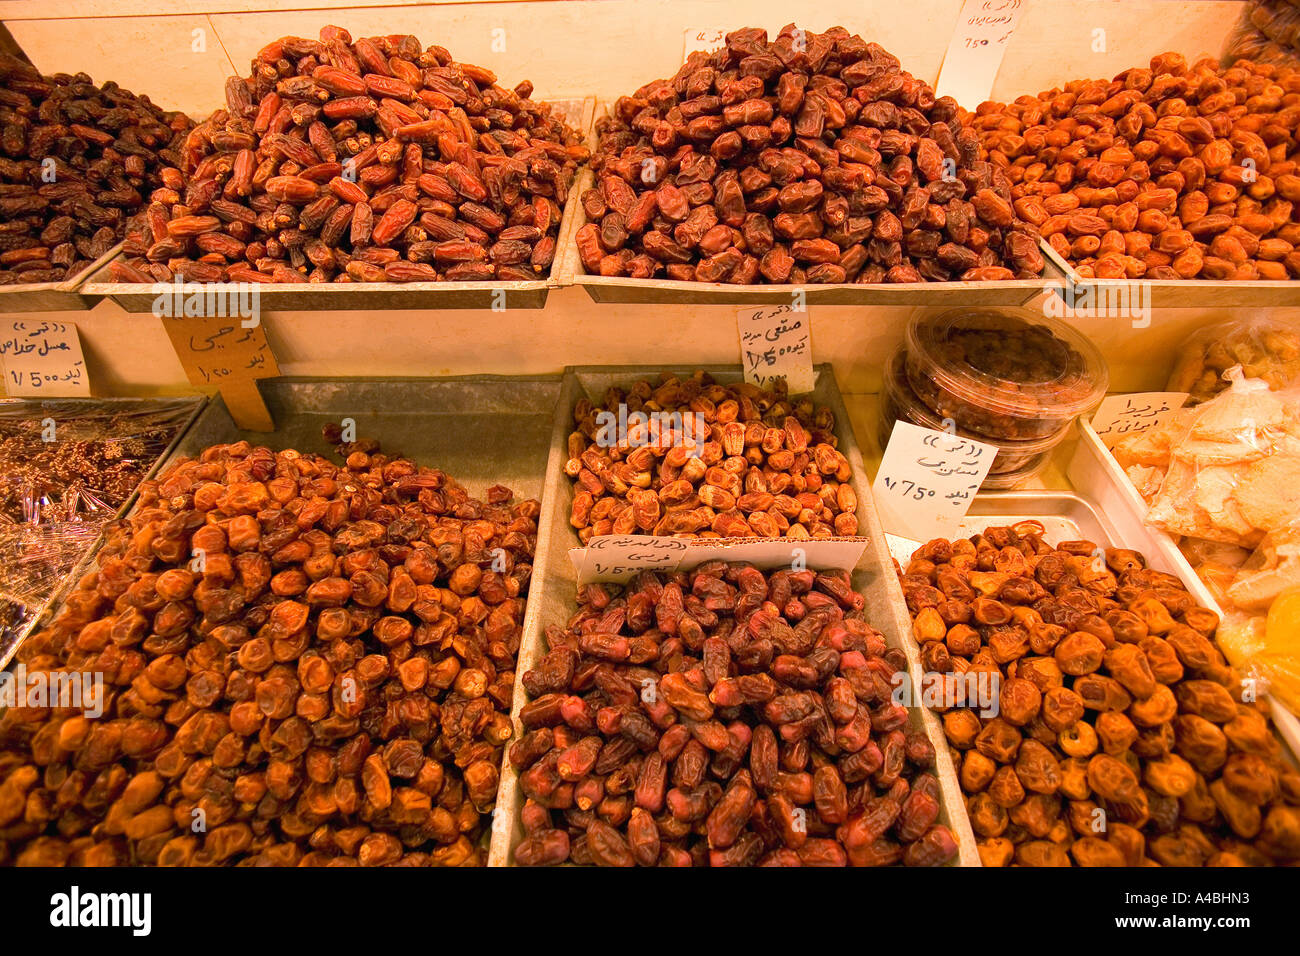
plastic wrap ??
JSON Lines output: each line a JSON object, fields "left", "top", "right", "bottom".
{"left": 1216, "top": 522, "right": 1300, "bottom": 714}
{"left": 1223, "top": 1, "right": 1300, "bottom": 68}
{"left": 1166, "top": 317, "right": 1300, "bottom": 404}
{"left": 1143, "top": 375, "right": 1300, "bottom": 547}
{"left": 0, "top": 397, "right": 200, "bottom": 658}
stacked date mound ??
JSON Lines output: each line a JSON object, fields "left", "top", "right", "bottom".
{"left": 110, "top": 25, "right": 588, "bottom": 284}
{"left": 901, "top": 526, "right": 1300, "bottom": 867}
{"left": 511, "top": 565, "right": 959, "bottom": 866}
{"left": 0, "top": 55, "right": 192, "bottom": 285}
{"left": 567, "top": 372, "right": 859, "bottom": 541}
{"left": 970, "top": 52, "right": 1300, "bottom": 280}
{"left": 0, "top": 439, "right": 539, "bottom": 866}
{"left": 581, "top": 25, "right": 1044, "bottom": 283}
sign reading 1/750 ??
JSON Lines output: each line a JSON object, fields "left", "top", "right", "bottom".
{"left": 881, "top": 477, "right": 936, "bottom": 501}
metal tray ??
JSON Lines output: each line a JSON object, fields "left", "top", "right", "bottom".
{"left": 1, "top": 394, "right": 207, "bottom": 669}
{"left": 488, "top": 363, "right": 979, "bottom": 867}
{"left": 886, "top": 490, "right": 1299, "bottom": 842}
{"left": 0, "top": 242, "right": 121, "bottom": 313}
{"left": 157, "top": 376, "right": 560, "bottom": 505}
{"left": 1040, "top": 239, "right": 1300, "bottom": 310}
{"left": 81, "top": 99, "right": 596, "bottom": 314}
{"left": 558, "top": 103, "right": 1065, "bottom": 307}
{"left": 1067, "top": 422, "right": 1300, "bottom": 763}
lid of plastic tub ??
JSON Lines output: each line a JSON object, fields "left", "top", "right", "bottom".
{"left": 882, "top": 346, "right": 1072, "bottom": 453}
{"left": 904, "top": 308, "right": 1109, "bottom": 422}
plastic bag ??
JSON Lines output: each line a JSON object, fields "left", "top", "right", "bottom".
{"left": 1223, "top": 1, "right": 1300, "bottom": 67}
{"left": 1165, "top": 316, "right": 1300, "bottom": 405}
{"left": 0, "top": 396, "right": 199, "bottom": 525}
{"left": 0, "top": 396, "right": 200, "bottom": 661}
{"left": 1145, "top": 373, "right": 1300, "bottom": 547}
{"left": 0, "top": 520, "right": 104, "bottom": 661}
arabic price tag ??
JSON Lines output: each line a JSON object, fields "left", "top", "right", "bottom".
{"left": 572, "top": 535, "right": 689, "bottom": 585}
{"left": 160, "top": 314, "right": 280, "bottom": 431}
{"left": 872, "top": 421, "right": 998, "bottom": 538}
{"left": 934, "top": 0, "right": 1024, "bottom": 109}
{"left": 0, "top": 320, "right": 90, "bottom": 397}
{"left": 1090, "top": 392, "right": 1189, "bottom": 449}
{"left": 737, "top": 303, "right": 815, "bottom": 395}
{"left": 682, "top": 27, "right": 727, "bottom": 59}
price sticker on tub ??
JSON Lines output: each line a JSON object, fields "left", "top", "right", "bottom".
{"left": 737, "top": 303, "right": 815, "bottom": 395}
{"left": 873, "top": 421, "right": 998, "bottom": 537}
{"left": 573, "top": 534, "right": 690, "bottom": 585}
{"left": 1090, "top": 392, "right": 1188, "bottom": 448}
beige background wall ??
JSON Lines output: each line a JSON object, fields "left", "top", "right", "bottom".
{"left": 2, "top": 0, "right": 1295, "bottom": 401}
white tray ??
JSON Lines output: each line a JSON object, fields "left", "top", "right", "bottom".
{"left": 1068, "top": 419, "right": 1300, "bottom": 765}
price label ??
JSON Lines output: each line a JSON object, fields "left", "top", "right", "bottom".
{"left": 572, "top": 535, "right": 868, "bottom": 585}
{"left": 572, "top": 534, "right": 690, "bottom": 584}
{"left": 683, "top": 27, "right": 727, "bottom": 59}
{"left": 1090, "top": 392, "right": 1188, "bottom": 448}
{"left": 872, "top": 421, "right": 998, "bottom": 537}
{"left": 0, "top": 320, "right": 90, "bottom": 397}
{"left": 934, "top": 0, "right": 1024, "bottom": 109}
{"left": 737, "top": 303, "right": 815, "bottom": 395}
{"left": 160, "top": 314, "right": 280, "bottom": 431}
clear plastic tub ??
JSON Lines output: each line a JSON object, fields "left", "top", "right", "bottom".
{"left": 879, "top": 347, "right": 1064, "bottom": 488}
{"left": 904, "top": 308, "right": 1108, "bottom": 441}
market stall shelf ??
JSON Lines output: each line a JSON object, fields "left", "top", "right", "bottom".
{"left": 79, "top": 98, "right": 596, "bottom": 313}
{"left": 0, "top": 243, "right": 120, "bottom": 313}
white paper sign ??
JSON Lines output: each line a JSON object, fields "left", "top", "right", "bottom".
{"left": 683, "top": 27, "right": 728, "bottom": 59}
{"left": 1091, "top": 392, "right": 1189, "bottom": 448}
{"left": 571, "top": 534, "right": 690, "bottom": 584}
{"left": 0, "top": 320, "right": 90, "bottom": 397}
{"left": 571, "top": 535, "right": 869, "bottom": 586}
{"left": 934, "top": 0, "right": 1024, "bottom": 110}
{"left": 737, "top": 303, "right": 815, "bottom": 395}
{"left": 872, "top": 421, "right": 998, "bottom": 537}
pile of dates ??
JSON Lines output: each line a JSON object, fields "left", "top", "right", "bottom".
{"left": 566, "top": 371, "right": 859, "bottom": 542}
{"left": 511, "top": 564, "right": 960, "bottom": 866}
{"left": 970, "top": 53, "right": 1300, "bottom": 279}
{"left": 902, "top": 524, "right": 1300, "bottom": 866}
{"left": 0, "top": 436, "right": 538, "bottom": 866}
{"left": 581, "top": 24, "right": 1044, "bottom": 283}
{"left": 110, "top": 25, "right": 588, "bottom": 284}
{"left": 0, "top": 54, "right": 192, "bottom": 285}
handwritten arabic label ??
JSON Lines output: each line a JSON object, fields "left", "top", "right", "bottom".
{"left": 161, "top": 314, "right": 279, "bottom": 387}
{"left": 160, "top": 314, "right": 279, "bottom": 430}
{"left": 571, "top": 535, "right": 869, "bottom": 586}
{"left": 1090, "top": 392, "right": 1188, "bottom": 448}
{"left": 872, "top": 421, "right": 998, "bottom": 537}
{"left": 682, "top": 27, "right": 728, "bottom": 59}
{"left": 571, "top": 534, "right": 690, "bottom": 585}
{"left": 737, "top": 303, "right": 815, "bottom": 395}
{"left": 0, "top": 320, "right": 90, "bottom": 397}
{"left": 934, "top": 0, "right": 1023, "bottom": 109}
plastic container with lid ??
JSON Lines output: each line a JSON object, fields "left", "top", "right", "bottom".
{"left": 879, "top": 347, "right": 1064, "bottom": 489}
{"left": 904, "top": 308, "right": 1108, "bottom": 441}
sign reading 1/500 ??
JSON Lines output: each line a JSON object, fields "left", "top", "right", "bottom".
{"left": 880, "top": 477, "right": 937, "bottom": 501}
